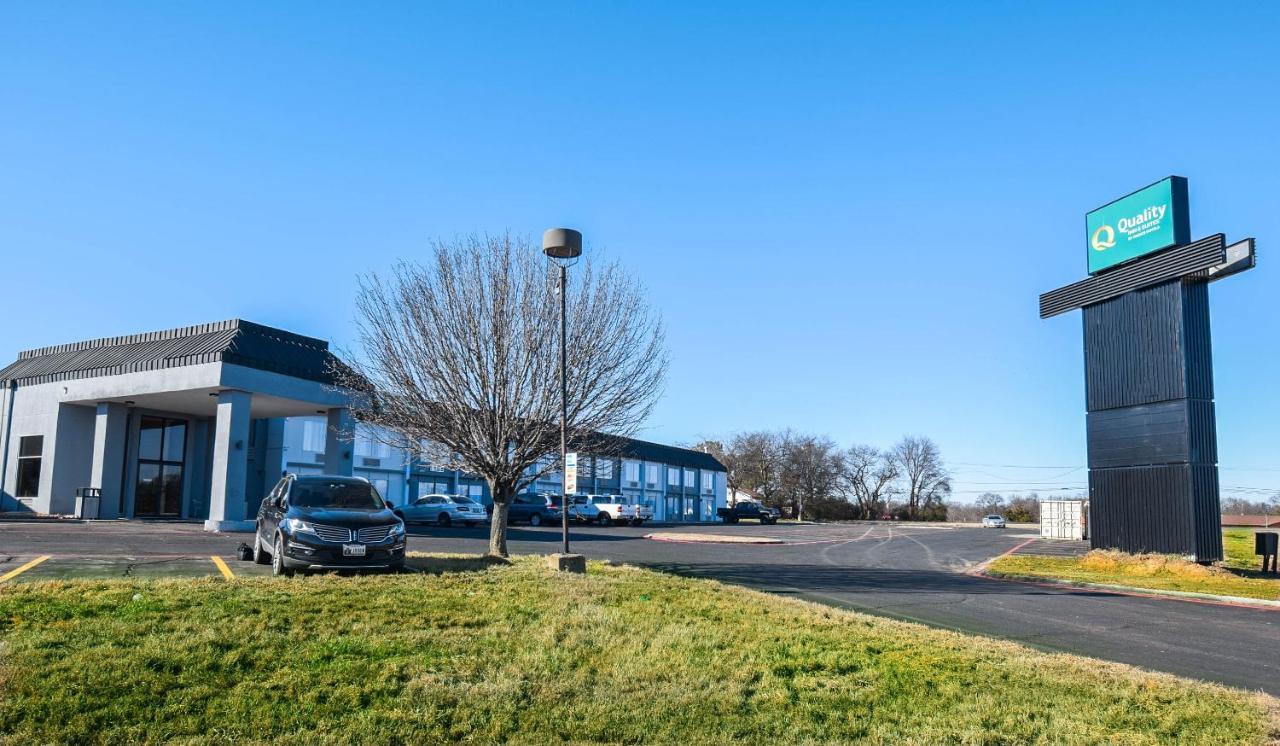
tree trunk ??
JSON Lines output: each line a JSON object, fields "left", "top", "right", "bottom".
{"left": 487, "top": 481, "right": 511, "bottom": 557}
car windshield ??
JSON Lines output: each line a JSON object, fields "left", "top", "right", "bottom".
{"left": 291, "top": 480, "right": 383, "bottom": 510}
{"left": 453, "top": 495, "right": 476, "bottom": 504}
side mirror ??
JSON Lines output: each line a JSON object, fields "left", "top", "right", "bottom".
{"left": 385, "top": 499, "right": 395, "bottom": 510}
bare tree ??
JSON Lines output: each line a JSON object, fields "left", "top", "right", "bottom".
{"left": 842, "top": 444, "right": 898, "bottom": 519}
{"left": 781, "top": 434, "right": 843, "bottom": 521}
{"left": 729, "top": 431, "right": 787, "bottom": 509}
{"left": 891, "top": 435, "right": 951, "bottom": 520}
{"left": 339, "top": 233, "right": 666, "bottom": 556}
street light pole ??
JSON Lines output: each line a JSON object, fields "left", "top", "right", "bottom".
{"left": 557, "top": 261, "right": 569, "bottom": 554}
{"left": 542, "top": 228, "right": 583, "bottom": 557}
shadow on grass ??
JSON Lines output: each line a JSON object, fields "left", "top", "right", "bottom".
{"left": 405, "top": 553, "right": 512, "bottom": 575}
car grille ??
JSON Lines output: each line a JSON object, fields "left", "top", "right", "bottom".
{"left": 311, "top": 524, "right": 354, "bottom": 543}
{"left": 357, "top": 525, "right": 395, "bottom": 543}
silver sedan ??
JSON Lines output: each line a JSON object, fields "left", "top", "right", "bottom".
{"left": 396, "top": 494, "right": 490, "bottom": 527}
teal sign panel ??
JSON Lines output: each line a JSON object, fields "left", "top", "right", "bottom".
{"left": 1086, "top": 177, "right": 1190, "bottom": 274}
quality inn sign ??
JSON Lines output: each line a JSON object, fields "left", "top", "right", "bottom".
{"left": 1086, "top": 176, "right": 1190, "bottom": 274}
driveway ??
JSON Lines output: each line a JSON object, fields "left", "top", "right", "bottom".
{"left": 2, "top": 519, "right": 1276, "bottom": 694}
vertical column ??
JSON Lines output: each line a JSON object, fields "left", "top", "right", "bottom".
{"left": 325, "top": 407, "right": 354, "bottom": 476}
{"left": 1083, "top": 279, "right": 1221, "bottom": 561}
{"left": 262, "top": 418, "right": 288, "bottom": 483}
{"left": 90, "top": 403, "right": 129, "bottom": 519}
{"left": 205, "top": 390, "right": 253, "bottom": 532}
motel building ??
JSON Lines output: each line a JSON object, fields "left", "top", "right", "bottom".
{"left": 0, "top": 320, "right": 726, "bottom": 529}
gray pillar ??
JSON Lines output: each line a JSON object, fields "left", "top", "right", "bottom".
{"left": 263, "top": 418, "right": 288, "bottom": 482}
{"left": 325, "top": 407, "right": 354, "bottom": 476}
{"left": 90, "top": 402, "right": 129, "bottom": 519}
{"left": 205, "top": 390, "right": 254, "bottom": 532}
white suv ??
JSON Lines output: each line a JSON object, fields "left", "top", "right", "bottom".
{"left": 571, "top": 494, "right": 639, "bottom": 526}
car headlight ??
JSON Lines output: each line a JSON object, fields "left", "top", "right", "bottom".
{"left": 391, "top": 521, "right": 406, "bottom": 536}
{"left": 284, "top": 518, "right": 317, "bottom": 535}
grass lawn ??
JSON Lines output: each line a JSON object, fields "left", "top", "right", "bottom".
{"left": 989, "top": 532, "right": 1280, "bottom": 603}
{"left": 1, "top": 556, "right": 1275, "bottom": 744}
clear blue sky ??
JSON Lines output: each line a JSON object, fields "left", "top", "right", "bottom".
{"left": 3, "top": 3, "right": 1278, "bottom": 501}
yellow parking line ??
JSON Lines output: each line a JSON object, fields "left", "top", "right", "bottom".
{"left": 0, "top": 555, "right": 51, "bottom": 583}
{"left": 210, "top": 556, "right": 235, "bottom": 580}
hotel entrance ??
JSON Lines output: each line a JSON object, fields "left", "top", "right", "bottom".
{"left": 134, "top": 416, "right": 187, "bottom": 517}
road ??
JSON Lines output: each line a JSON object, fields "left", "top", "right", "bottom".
{"left": 1, "top": 519, "right": 1276, "bottom": 694}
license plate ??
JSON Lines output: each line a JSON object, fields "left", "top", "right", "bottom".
{"left": 343, "top": 544, "right": 367, "bottom": 557}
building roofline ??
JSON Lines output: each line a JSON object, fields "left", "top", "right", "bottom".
{"left": 17, "top": 319, "right": 328, "bottom": 360}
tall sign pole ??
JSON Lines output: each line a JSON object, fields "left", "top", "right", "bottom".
{"left": 1040, "top": 177, "right": 1255, "bottom": 561}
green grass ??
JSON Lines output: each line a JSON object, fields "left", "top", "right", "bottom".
{"left": 1, "top": 556, "right": 1275, "bottom": 744}
{"left": 989, "top": 540, "right": 1280, "bottom": 602}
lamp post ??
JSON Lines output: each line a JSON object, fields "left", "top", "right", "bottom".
{"left": 542, "top": 227, "right": 582, "bottom": 556}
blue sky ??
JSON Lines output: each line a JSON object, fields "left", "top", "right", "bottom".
{"left": 2, "top": 3, "right": 1278, "bottom": 500}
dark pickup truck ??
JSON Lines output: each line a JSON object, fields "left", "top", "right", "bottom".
{"left": 717, "top": 502, "right": 780, "bottom": 524}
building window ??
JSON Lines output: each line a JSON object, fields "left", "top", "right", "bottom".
{"left": 357, "top": 437, "right": 392, "bottom": 459}
{"left": 667, "top": 467, "right": 680, "bottom": 487}
{"left": 597, "top": 458, "right": 614, "bottom": 480}
{"left": 645, "top": 462, "right": 661, "bottom": 489}
{"left": 468, "top": 484, "right": 484, "bottom": 501}
{"left": 15, "top": 436, "right": 42, "bottom": 498}
{"left": 702, "top": 471, "right": 715, "bottom": 494}
{"left": 302, "top": 420, "right": 327, "bottom": 453}
{"left": 372, "top": 479, "right": 389, "bottom": 499}
{"left": 135, "top": 417, "right": 186, "bottom": 516}
{"left": 623, "top": 460, "right": 640, "bottom": 486}
{"left": 684, "top": 468, "right": 696, "bottom": 488}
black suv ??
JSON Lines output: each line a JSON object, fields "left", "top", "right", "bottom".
{"left": 492, "top": 493, "right": 562, "bottom": 526}
{"left": 253, "top": 474, "right": 406, "bottom": 576}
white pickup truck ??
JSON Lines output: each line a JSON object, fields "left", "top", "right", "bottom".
{"left": 570, "top": 494, "right": 649, "bottom": 526}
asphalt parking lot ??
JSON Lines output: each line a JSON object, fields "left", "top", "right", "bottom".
{"left": 2, "top": 518, "right": 1277, "bottom": 695}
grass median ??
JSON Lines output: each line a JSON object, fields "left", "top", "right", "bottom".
{"left": 989, "top": 529, "right": 1280, "bottom": 603}
{"left": 1, "top": 556, "right": 1275, "bottom": 744}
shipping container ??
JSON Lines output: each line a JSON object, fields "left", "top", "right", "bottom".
{"left": 1041, "top": 500, "right": 1088, "bottom": 541}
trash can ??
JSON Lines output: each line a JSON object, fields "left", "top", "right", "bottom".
{"left": 1256, "top": 532, "right": 1278, "bottom": 574}
{"left": 75, "top": 487, "right": 101, "bottom": 520}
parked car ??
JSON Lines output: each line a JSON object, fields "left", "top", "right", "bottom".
{"left": 982, "top": 514, "right": 1007, "bottom": 529}
{"left": 718, "top": 502, "right": 780, "bottom": 524}
{"left": 395, "top": 493, "right": 489, "bottom": 527}
{"left": 569, "top": 494, "right": 638, "bottom": 526}
{"left": 253, "top": 474, "right": 406, "bottom": 576}
{"left": 501, "top": 493, "right": 562, "bottom": 526}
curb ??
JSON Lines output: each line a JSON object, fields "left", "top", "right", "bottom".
{"left": 980, "top": 570, "right": 1280, "bottom": 610}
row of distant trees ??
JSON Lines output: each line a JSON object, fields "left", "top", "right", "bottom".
{"left": 689, "top": 432, "right": 950, "bottom": 521}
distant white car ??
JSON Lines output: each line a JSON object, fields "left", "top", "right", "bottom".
{"left": 982, "top": 514, "right": 1007, "bottom": 529}
{"left": 569, "top": 494, "right": 639, "bottom": 526}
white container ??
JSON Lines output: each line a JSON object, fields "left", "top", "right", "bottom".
{"left": 1040, "top": 500, "right": 1088, "bottom": 540}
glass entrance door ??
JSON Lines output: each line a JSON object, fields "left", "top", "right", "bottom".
{"left": 135, "top": 417, "right": 186, "bottom": 517}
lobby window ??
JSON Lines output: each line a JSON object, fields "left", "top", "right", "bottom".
{"left": 15, "top": 436, "right": 42, "bottom": 497}
{"left": 302, "top": 420, "right": 327, "bottom": 453}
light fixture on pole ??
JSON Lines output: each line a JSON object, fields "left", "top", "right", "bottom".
{"left": 543, "top": 227, "right": 582, "bottom": 557}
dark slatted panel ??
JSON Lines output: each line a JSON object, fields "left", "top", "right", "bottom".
{"left": 1181, "top": 280, "right": 1215, "bottom": 401}
{"left": 1087, "top": 401, "right": 1193, "bottom": 469}
{"left": 1187, "top": 398, "right": 1217, "bottom": 465}
{"left": 1089, "top": 465, "right": 1195, "bottom": 556}
{"left": 1039, "top": 234, "right": 1225, "bottom": 318}
{"left": 1083, "top": 281, "right": 1187, "bottom": 411}
{"left": 1191, "top": 464, "right": 1223, "bottom": 562}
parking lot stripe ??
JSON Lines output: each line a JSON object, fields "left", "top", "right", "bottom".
{"left": 0, "top": 555, "right": 51, "bottom": 583}
{"left": 210, "top": 556, "right": 235, "bottom": 580}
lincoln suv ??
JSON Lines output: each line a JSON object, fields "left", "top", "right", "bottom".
{"left": 253, "top": 474, "right": 406, "bottom": 576}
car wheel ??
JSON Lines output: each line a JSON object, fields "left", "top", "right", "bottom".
{"left": 437, "top": 513, "right": 452, "bottom": 527}
{"left": 271, "top": 534, "right": 293, "bottom": 577}
{"left": 253, "top": 532, "right": 271, "bottom": 565}
{"left": 597, "top": 513, "right": 612, "bottom": 527}
{"left": 530, "top": 513, "right": 543, "bottom": 527}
